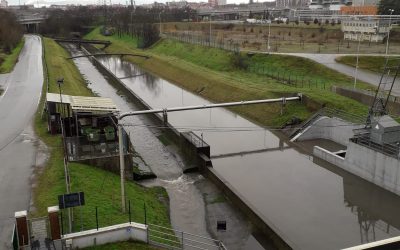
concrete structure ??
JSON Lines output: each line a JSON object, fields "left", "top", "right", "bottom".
{"left": 341, "top": 19, "right": 391, "bottom": 42}
{"left": 295, "top": 116, "right": 363, "bottom": 145}
{"left": 0, "top": 0, "right": 8, "bottom": 8}
{"left": 314, "top": 140, "right": 400, "bottom": 197}
{"left": 63, "top": 222, "right": 148, "bottom": 249}
{"left": 276, "top": 0, "right": 310, "bottom": 8}
{"left": 352, "top": 0, "right": 379, "bottom": 6}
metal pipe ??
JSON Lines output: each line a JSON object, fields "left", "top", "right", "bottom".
{"left": 117, "top": 96, "right": 302, "bottom": 211}
{"left": 119, "top": 96, "right": 301, "bottom": 120}
{"left": 118, "top": 125, "right": 126, "bottom": 213}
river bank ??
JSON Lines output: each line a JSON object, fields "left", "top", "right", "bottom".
{"left": 84, "top": 27, "right": 371, "bottom": 128}
{"left": 67, "top": 43, "right": 257, "bottom": 249}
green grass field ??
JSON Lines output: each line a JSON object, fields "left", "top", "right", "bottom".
{"left": 32, "top": 37, "right": 172, "bottom": 249}
{"left": 0, "top": 39, "right": 25, "bottom": 73}
{"left": 336, "top": 56, "right": 400, "bottom": 75}
{"left": 84, "top": 27, "right": 371, "bottom": 127}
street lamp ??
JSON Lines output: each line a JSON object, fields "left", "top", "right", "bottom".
{"left": 385, "top": 9, "right": 394, "bottom": 56}
{"left": 209, "top": 13, "right": 212, "bottom": 46}
{"left": 57, "top": 77, "right": 64, "bottom": 115}
{"left": 158, "top": 10, "right": 164, "bottom": 36}
{"left": 267, "top": 19, "right": 271, "bottom": 52}
{"left": 354, "top": 33, "right": 363, "bottom": 89}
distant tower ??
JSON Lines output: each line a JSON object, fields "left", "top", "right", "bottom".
{"left": 249, "top": 0, "right": 253, "bottom": 4}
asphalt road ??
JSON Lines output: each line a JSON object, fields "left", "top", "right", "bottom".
{"left": 0, "top": 35, "right": 43, "bottom": 248}
{"left": 277, "top": 52, "right": 400, "bottom": 96}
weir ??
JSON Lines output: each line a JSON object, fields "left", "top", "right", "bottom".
{"left": 68, "top": 45, "right": 400, "bottom": 249}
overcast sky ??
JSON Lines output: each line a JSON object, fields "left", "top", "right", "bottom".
{"left": 10, "top": 0, "right": 274, "bottom": 7}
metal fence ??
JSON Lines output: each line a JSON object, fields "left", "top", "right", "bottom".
{"left": 350, "top": 135, "right": 400, "bottom": 159}
{"left": 148, "top": 224, "right": 227, "bottom": 250}
{"left": 248, "top": 63, "right": 328, "bottom": 89}
{"left": 163, "top": 32, "right": 240, "bottom": 53}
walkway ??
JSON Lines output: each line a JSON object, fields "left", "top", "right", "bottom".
{"left": 0, "top": 35, "right": 43, "bottom": 248}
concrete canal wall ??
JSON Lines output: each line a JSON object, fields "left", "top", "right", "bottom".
{"left": 314, "top": 142, "right": 400, "bottom": 197}
{"left": 81, "top": 45, "right": 292, "bottom": 249}
{"left": 296, "top": 116, "right": 363, "bottom": 146}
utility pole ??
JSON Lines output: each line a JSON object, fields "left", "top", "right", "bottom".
{"left": 209, "top": 13, "right": 212, "bottom": 47}
{"left": 267, "top": 19, "right": 271, "bottom": 52}
{"left": 117, "top": 96, "right": 302, "bottom": 212}
{"left": 385, "top": 9, "right": 394, "bottom": 56}
{"left": 354, "top": 32, "right": 362, "bottom": 89}
{"left": 159, "top": 11, "right": 163, "bottom": 36}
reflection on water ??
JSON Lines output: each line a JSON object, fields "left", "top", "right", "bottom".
{"left": 97, "top": 56, "right": 400, "bottom": 249}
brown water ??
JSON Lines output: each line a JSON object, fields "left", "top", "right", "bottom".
{"left": 95, "top": 56, "right": 400, "bottom": 250}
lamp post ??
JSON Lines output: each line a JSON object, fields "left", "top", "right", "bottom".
{"left": 267, "top": 19, "right": 271, "bottom": 52}
{"left": 158, "top": 11, "right": 163, "bottom": 36}
{"left": 209, "top": 13, "right": 212, "bottom": 46}
{"left": 57, "top": 78, "right": 64, "bottom": 116}
{"left": 354, "top": 32, "right": 363, "bottom": 89}
{"left": 385, "top": 9, "right": 394, "bottom": 56}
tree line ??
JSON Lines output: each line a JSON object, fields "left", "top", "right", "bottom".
{"left": 0, "top": 10, "right": 23, "bottom": 54}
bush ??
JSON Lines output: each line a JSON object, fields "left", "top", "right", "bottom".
{"left": 295, "top": 20, "right": 299, "bottom": 25}
{"left": 231, "top": 53, "right": 249, "bottom": 70}
{"left": 314, "top": 18, "right": 319, "bottom": 24}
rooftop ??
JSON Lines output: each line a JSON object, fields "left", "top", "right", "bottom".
{"left": 46, "top": 93, "right": 119, "bottom": 114}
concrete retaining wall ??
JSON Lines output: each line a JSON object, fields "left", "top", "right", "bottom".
{"left": 201, "top": 166, "right": 293, "bottom": 250}
{"left": 332, "top": 86, "right": 400, "bottom": 116}
{"left": 296, "top": 116, "right": 363, "bottom": 145}
{"left": 314, "top": 142, "right": 400, "bottom": 196}
{"left": 63, "top": 222, "right": 147, "bottom": 249}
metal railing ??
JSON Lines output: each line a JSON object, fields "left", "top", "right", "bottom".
{"left": 64, "top": 134, "right": 125, "bottom": 161}
{"left": 350, "top": 135, "right": 400, "bottom": 159}
{"left": 148, "top": 224, "right": 227, "bottom": 250}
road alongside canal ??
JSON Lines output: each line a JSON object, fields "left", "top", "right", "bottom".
{"left": 273, "top": 52, "right": 400, "bottom": 96}
{"left": 97, "top": 55, "right": 400, "bottom": 249}
{"left": 0, "top": 35, "right": 43, "bottom": 248}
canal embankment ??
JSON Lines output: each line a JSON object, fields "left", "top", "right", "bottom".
{"left": 84, "top": 27, "right": 373, "bottom": 128}
{"left": 71, "top": 43, "right": 259, "bottom": 249}
{"left": 80, "top": 43, "right": 289, "bottom": 249}
{"left": 31, "top": 37, "right": 173, "bottom": 247}
{"left": 87, "top": 49, "right": 400, "bottom": 249}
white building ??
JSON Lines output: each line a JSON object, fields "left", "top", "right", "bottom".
{"left": 341, "top": 19, "right": 391, "bottom": 42}
{"left": 310, "top": 0, "right": 352, "bottom": 10}
{"left": 352, "top": 0, "right": 379, "bottom": 6}
{"left": 276, "top": 0, "right": 310, "bottom": 8}
{"left": 0, "top": 0, "right": 8, "bottom": 8}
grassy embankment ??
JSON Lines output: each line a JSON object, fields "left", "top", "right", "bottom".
{"left": 336, "top": 56, "right": 399, "bottom": 75}
{"left": 85, "top": 27, "right": 371, "bottom": 127}
{"left": 0, "top": 38, "right": 25, "bottom": 73}
{"left": 32, "top": 38, "right": 171, "bottom": 246}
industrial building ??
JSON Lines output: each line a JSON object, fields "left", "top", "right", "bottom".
{"left": 341, "top": 19, "right": 391, "bottom": 42}
{"left": 310, "top": 0, "right": 352, "bottom": 10}
{"left": 0, "top": 0, "right": 8, "bottom": 8}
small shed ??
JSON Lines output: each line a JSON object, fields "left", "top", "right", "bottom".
{"left": 370, "top": 115, "right": 400, "bottom": 145}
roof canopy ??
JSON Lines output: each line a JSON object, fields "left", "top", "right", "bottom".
{"left": 46, "top": 93, "right": 119, "bottom": 114}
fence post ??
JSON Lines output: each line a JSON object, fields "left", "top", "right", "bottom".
{"left": 128, "top": 200, "right": 131, "bottom": 224}
{"left": 181, "top": 231, "right": 184, "bottom": 249}
{"left": 144, "top": 202, "right": 147, "bottom": 225}
{"left": 95, "top": 207, "right": 98, "bottom": 231}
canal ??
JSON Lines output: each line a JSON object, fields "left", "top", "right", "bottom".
{"left": 70, "top": 47, "right": 400, "bottom": 249}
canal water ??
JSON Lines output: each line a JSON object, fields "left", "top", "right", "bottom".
{"left": 65, "top": 45, "right": 261, "bottom": 250}
{"left": 94, "top": 55, "right": 400, "bottom": 250}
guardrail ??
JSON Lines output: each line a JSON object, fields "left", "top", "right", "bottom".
{"left": 350, "top": 135, "right": 400, "bottom": 159}
{"left": 148, "top": 224, "right": 227, "bottom": 250}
